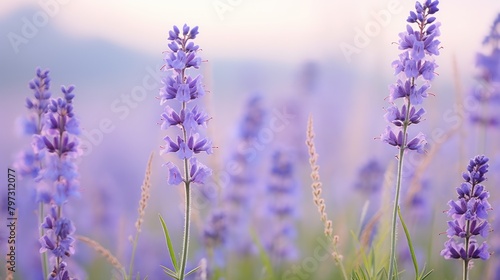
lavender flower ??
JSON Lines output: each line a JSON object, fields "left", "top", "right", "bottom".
{"left": 159, "top": 24, "right": 211, "bottom": 280}
{"left": 39, "top": 206, "right": 76, "bottom": 259}
{"left": 441, "top": 155, "right": 491, "bottom": 276}
{"left": 203, "top": 210, "right": 227, "bottom": 249}
{"left": 263, "top": 150, "right": 298, "bottom": 264}
{"left": 35, "top": 85, "right": 81, "bottom": 205}
{"left": 14, "top": 68, "right": 52, "bottom": 185}
{"left": 381, "top": 0, "right": 441, "bottom": 152}
{"left": 353, "top": 159, "right": 385, "bottom": 246}
{"left": 238, "top": 95, "right": 266, "bottom": 141}
{"left": 201, "top": 208, "right": 228, "bottom": 275}
{"left": 159, "top": 24, "right": 212, "bottom": 186}
{"left": 354, "top": 159, "right": 385, "bottom": 194}
{"left": 469, "top": 14, "right": 500, "bottom": 129}
{"left": 25, "top": 68, "right": 52, "bottom": 133}
{"left": 20, "top": 68, "right": 82, "bottom": 279}
{"left": 381, "top": 1, "right": 441, "bottom": 278}
{"left": 222, "top": 95, "right": 266, "bottom": 255}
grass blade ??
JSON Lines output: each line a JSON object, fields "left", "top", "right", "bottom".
{"left": 159, "top": 214, "right": 179, "bottom": 271}
{"left": 184, "top": 265, "right": 201, "bottom": 277}
{"left": 420, "top": 269, "right": 433, "bottom": 280}
{"left": 397, "top": 206, "right": 418, "bottom": 280}
{"left": 160, "top": 265, "right": 179, "bottom": 280}
{"left": 250, "top": 229, "right": 274, "bottom": 279}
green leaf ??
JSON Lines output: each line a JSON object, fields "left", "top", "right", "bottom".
{"left": 160, "top": 265, "right": 179, "bottom": 280}
{"left": 249, "top": 229, "right": 274, "bottom": 279}
{"left": 376, "top": 267, "right": 387, "bottom": 279}
{"left": 159, "top": 214, "right": 179, "bottom": 271}
{"left": 397, "top": 206, "right": 418, "bottom": 280}
{"left": 420, "top": 269, "right": 433, "bottom": 280}
{"left": 184, "top": 265, "right": 201, "bottom": 277}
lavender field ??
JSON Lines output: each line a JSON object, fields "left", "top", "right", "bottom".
{"left": 1, "top": 0, "right": 500, "bottom": 279}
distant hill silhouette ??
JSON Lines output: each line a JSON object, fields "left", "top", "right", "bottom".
{"left": 0, "top": 7, "right": 158, "bottom": 90}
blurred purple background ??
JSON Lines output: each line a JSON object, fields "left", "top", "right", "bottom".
{"left": 1, "top": 0, "right": 500, "bottom": 278}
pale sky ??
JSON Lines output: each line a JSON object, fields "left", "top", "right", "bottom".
{"left": 0, "top": 0, "right": 500, "bottom": 79}
{"left": 1, "top": 0, "right": 499, "bottom": 67}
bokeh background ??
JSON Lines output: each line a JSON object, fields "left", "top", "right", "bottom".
{"left": 1, "top": 0, "right": 500, "bottom": 279}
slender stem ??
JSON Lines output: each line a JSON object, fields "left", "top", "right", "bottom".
{"left": 462, "top": 245, "right": 469, "bottom": 280}
{"left": 388, "top": 145, "right": 406, "bottom": 279}
{"left": 179, "top": 181, "right": 191, "bottom": 280}
{"left": 127, "top": 230, "right": 140, "bottom": 279}
{"left": 388, "top": 99, "right": 411, "bottom": 280}
{"left": 463, "top": 259, "right": 469, "bottom": 280}
{"left": 179, "top": 64, "right": 191, "bottom": 279}
{"left": 177, "top": 34, "right": 194, "bottom": 280}
{"left": 462, "top": 211, "right": 472, "bottom": 280}
{"left": 39, "top": 202, "right": 48, "bottom": 278}
{"left": 37, "top": 110, "right": 49, "bottom": 278}
{"left": 56, "top": 205, "right": 62, "bottom": 273}
{"left": 332, "top": 239, "right": 349, "bottom": 280}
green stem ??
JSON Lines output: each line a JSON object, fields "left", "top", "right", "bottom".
{"left": 463, "top": 219, "right": 471, "bottom": 280}
{"left": 39, "top": 202, "right": 49, "bottom": 278}
{"left": 176, "top": 34, "right": 196, "bottom": 280}
{"left": 56, "top": 205, "right": 62, "bottom": 273}
{"left": 36, "top": 113, "right": 49, "bottom": 278}
{"left": 388, "top": 145, "right": 405, "bottom": 280}
{"left": 463, "top": 258, "right": 469, "bottom": 280}
{"left": 179, "top": 88, "right": 191, "bottom": 279}
{"left": 179, "top": 181, "right": 191, "bottom": 280}
{"left": 388, "top": 99, "right": 411, "bottom": 280}
{"left": 332, "top": 240, "right": 349, "bottom": 280}
{"left": 127, "top": 230, "right": 140, "bottom": 279}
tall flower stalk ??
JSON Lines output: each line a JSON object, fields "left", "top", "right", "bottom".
{"left": 223, "top": 95, "right": 265, "bottom": 255}
{"left": 16, "top": 68, "right": 81, "bottom": 279}
{"left": 16, "top": 68, "right": 52, "bottom": 277}
{"left": 264, "top": 150, "right": 298, "bottom": 266}
{"left": 469, "top": 14, "right": 500, "bottom": 152}
{"left": 159, "top": 24, "right": 212, "bottom": 280}
{"left": 441, "top": 155, "right": 491, "bottom": 280}
{"left": 35, "top": 82, "right": 81, "bottom": 279}
{"left": 380, "top": 1, "right": 441, "bottom": 278}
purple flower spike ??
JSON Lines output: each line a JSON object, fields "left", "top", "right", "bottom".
{"left": 442, "top": 155, "right": 491, "bottom": 264}
{"left": 39, "top": 205, "right": 77, "bottom": 276}
{"left": 382, "top": 0, "right": 440, "bottom": 156}
{"left": 263, "top": 150, "right": 299, "bottom": 263}
{"left": 159, "top": 25, "right": 211, "bottom": 279}
{"left": 159, "top": 24, "right": 212, "bottom": 188}
{"left": 16, "top": 68, "right": 81, "bottom": 280}
{"left": 469, "top": 15, "right": 500, "bottom": 128}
